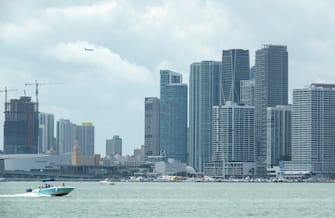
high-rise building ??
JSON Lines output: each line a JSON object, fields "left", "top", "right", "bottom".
{"left": 38, "top": 112, "right": 54, "bottom": 153}
{"left": 57, "top": 119, "right": 76, "bottom": 154}
{"left": 106, "top": 135, "right": 122, "bottom": 156}
{"left": 76, "top": 122, "right": 95, "bottom": 156}
{"left": 212, "top": 102, "right": 255, "bottom": 163}
{"left": 240, "top": 80, "right": 255, "bottom": 106}
{"left": 144, "top": 97, "right": 160, "bottom": 157}
{"left": 290, "top": 84, "right": 335, "bottom": 174}
{"left": 250, "top": 65, "right": 256, "bottom": 80}
{"left": 4, "top": 96, "right": 39, "bottom": 154}
{"left": 221, "top": 49, "right": 250, "bottom": 104}
{"left": 189, "top": 61, "right": 221, "bottom": 171}
{"left": 266, "top": 105, "right": 291, "bottom": 168}
{"left": 160, "top": 70, "right": 188, "bottom": 162}
{"left": 255, "top": 45, "right": 288, "bottom": 176}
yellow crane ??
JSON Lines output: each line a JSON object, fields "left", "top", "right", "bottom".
{"left": 25, "top": 80, "right": 63, "bottom": 111}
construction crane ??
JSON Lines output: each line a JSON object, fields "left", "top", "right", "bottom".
{"left": 0, "top": 86, "right": 18, "bottom": 111}
{"left": 24, "top": 80, "right": 63, "bottom": 111}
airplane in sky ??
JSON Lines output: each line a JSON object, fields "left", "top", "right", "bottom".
{"left": 84, "top": 48, "right": 94, "bottom": 51}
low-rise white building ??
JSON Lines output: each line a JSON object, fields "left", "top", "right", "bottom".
{"left": 0, "top": 154, "right": 71, "bottom": 171}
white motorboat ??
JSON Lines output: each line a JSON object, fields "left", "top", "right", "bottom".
{"left": 99, "top": 178, "right": 114, "bottom": 185}
{"left": 26, "top": 178, "right": 74, "bottom": 196}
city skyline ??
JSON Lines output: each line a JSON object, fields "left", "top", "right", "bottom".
{"left": 1, "top": 1, "right": 335, "bottom": 156}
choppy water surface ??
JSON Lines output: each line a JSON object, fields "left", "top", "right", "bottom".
{"left": 1, "top": 182, "right": 335, "bottom": 217}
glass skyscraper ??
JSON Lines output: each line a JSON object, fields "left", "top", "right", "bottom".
{"left": 255, "top": 45, "right": 288, "bottom": 176}
{"left": 221, "top": 49, "right": 250, "bottom": 104}
{"left": 160, "top": 70, "right": 187, "bottom": 162}
{"left": 189, "top": 61, "right": 221, "bottom": 171}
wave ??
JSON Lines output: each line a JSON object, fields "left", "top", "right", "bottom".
{"left": 0, "top": 192, "right": 51, "bottom": 198}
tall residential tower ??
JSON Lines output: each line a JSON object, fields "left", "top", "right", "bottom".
{"left": 76, "top": 122, "right": 95, "bottom": 156}
{"left": 38, "top": 112, "right": 55, "bottom": 153}
{"left": 144, "top": 97, "right": 160, "bottom": 157}
{"left": 189, "top": 61, "right": 221, "bottom": 171}
{"left": 57, "top": 119, "right": 76, "bottom": 154}
{"left": 290, "top": 84, "right": 335, "bottom": 174}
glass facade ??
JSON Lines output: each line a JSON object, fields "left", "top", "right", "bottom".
{"left": 221, "top": 49, "right": 250, "bottom": 104}
{"left": 255, "top": 45, "right": 288, "bottom": 175}
{"left": 189, "top": 61, "right": 221, "bottom": 171}
{"left": 160, "top": 70, "right": 187, "bottom": 162}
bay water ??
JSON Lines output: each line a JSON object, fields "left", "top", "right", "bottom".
{"left": 1, "top": 182, "right": 334, "bottom": 217}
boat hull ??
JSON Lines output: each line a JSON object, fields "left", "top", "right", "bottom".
{"left": 33, "top": 187, "right": 74, "bottom": 196}
{"left": 99, "top": 181, "right": 114, "bottom": 185}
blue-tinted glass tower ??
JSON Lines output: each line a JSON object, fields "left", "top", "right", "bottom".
{"left": 160, "top": 70, "right": 187, "bottom": 162}
{"left": 189, "top": 61, "right": 221, "bottom": 171}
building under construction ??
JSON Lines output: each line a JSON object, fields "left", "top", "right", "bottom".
{"left": 4, "top": 96, "right": 39, "bottom": 154}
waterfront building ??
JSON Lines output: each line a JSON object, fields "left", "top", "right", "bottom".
{"left": 38, "top": 112, "right": 54, "bottom": 153}
{"left": 207, "top": 102, "right": 255, "bottom": 178}
{"left": 212, "top": 102, "right": 255, "bottom": 163}
{"left": 144, "top": 97, "right": 160, "bottom": 157}
{"left": 0, "top": 154, "right": 71, "bottom": 171}
{"left": 4, "top": 96, "right": 39, "bottom": 154}
{"left": 255, "top": 45, "right": 288, "bottom": 176}
{"left": 57, "top": 119, "right": 76, "bottom": 155}
{"left": 240, "top": 80, "right": 255, "bottom": 106}
{"left": 76, "top": 122, "right": 95, "bottom": 156}
{"left": 160, "top": 70, "right": 187, "bottom": 162}
{"left": 287, "top": 84, "right": 335, "bottom": 174}
{"left": 266, "top": 105, "right": 291, "bottom": 168}
{"left": 106, "top": 135, "right": 122, "bottom": 156}
{"left": 189, "top": 61, "right": 221, "bottom": 171}
{"left": 221, "top": 49, "right": 250, "bottom": 104}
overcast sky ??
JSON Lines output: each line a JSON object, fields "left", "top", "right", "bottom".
{"left": 1, "top": 0, "right": 335, "bottom": 155}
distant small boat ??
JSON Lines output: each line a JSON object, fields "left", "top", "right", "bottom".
{"left": 99, "top": 178, "right": 114, "bottom": 185}
{"left": 26, "top": 178, "right": 74, "bottom": 196}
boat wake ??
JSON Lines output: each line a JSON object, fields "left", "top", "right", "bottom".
{"left": 0, "top": 192, "right": 51, "bottom": 198}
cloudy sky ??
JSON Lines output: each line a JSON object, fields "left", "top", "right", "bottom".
{"left": 1, "top": 0, "right": 335, "bottom": 155}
